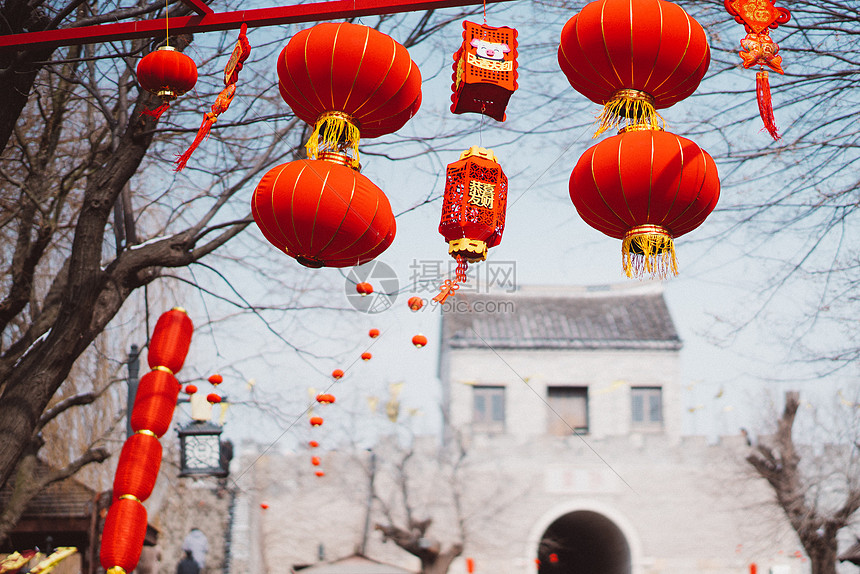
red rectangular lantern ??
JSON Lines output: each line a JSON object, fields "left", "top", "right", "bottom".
{"left": 438, "top": 146, "right": 508, "bottom": 263}
{"left": 450, "top": 21, "right": 518, "bottom": 122}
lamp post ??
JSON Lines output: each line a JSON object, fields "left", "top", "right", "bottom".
{"left": 178, "top": 420, "right": 228, "bottom": 478}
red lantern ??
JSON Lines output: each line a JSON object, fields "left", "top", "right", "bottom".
{"left": 466, "top": 558, "right": 475, "bottom": 574}
{"left": 450, "top": 21, "right": 518, "bottom": 122}
{"left": 310, "top": 416, "right": 324, "bottom": 427}
{"left": 207, "top": 393, "right": 221, "bottom": 404}
{"left": 260, "top": 503, "right": 269, "bottom": 510}
{"left": 316, "top": 393, "right": 336, "bottom": 405}
{"left": 407, "top": 296, "right": 423, "bottom": 311}
{"left": 332, "top": 369, "right": 344, "bottom": 380}
{"left": 357, "top": 283, "right": 374, "bottom": 296}
{"left": 113, "top": 433, "right": 162, "bottom": 502}
{"left": 100, "top": 497, "right": 148, "bottom": 574}
{"left": 252, "top": 158, "right": 396, "bottom": 268}
{"left": 131, "top": 369, "right": 181, "bottom": 438}
{"left": 412, "top": 334, "right": 428, "bottom": 348}
{"left": 361, "top": 352, "right": 372, "bottom": 361}
{"left": 435, "top": 147, "right": 507, "bottom": 303}
{"left": 558, "top": 0, "right": 710, "bottom": 134}
{"left": 184, "top": 384, "right": 197, "bottom": 395}
{"left": 311, "top": 456, "right": 321, "bottom": 466}
{"left": 315, "top": 470, "right": 325, "bottom": 478}
{"left": 309, "top": 440, "right": 319, "bottom": 448}
{"left": 549, "top": 553, "right": 559, "bottom": 564}
{"left": 208, "top": 374, "right": 223, "bottom": 386}
{"left": 137, "top": 46, "right": 198, "bottom": 119}
{"left": 569, "top": 129, "right": 720, "bottom": 278}
{"left": 368, "top": 328, "right": 380, "bottom": 338}
{"left": 277, "top": 22, "right": 422, "bottom": 168}
{"left": 148, "top": 308, "right": 193, "bottom": 374}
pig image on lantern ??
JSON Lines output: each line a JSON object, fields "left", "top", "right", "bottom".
{"left": 470, "top": 39, "right": 510, "bottom": 61}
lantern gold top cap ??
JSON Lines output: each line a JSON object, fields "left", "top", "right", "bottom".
{"left": 157, "top": 45, "right": 177, "bottom": 52}
{"left": 459, "top": 146, "right": 498, "bottom": 163}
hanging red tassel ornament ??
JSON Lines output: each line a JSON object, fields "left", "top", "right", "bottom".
{"left": 148, "top": 308, "right": 193, "bottom": 374}
{"left": 175, "top": 24, "right": 251, "bottom": 171}
{"left": 724, "top": 0, "right": 791, "bottom": 140}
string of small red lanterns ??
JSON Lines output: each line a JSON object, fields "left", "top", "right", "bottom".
{"left": 100, "top": 308, "right": 193, "bottom": 574}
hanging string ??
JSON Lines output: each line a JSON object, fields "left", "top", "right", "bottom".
{"left": 483, "top": 0, "right": 487, "bottom": 25}
{"left": 165, "top": 0, "right": 169, "bottom": 47}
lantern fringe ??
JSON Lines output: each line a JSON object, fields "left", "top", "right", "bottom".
{"left": 306, "top": 112, "right": 360, "bottom": 168}
{"left": 142, "top": 102, "right": 170, "bottom": 119}
{"left": 595, "top": 92, "right": 663, "bottom": 138}
{"left": 175, "top": 84, "right": 236, "bottom": 172}
{"left": 756, "top": 70, "right": 780, "bottom": 141}
{"left": 621, "top": 230, "right": 678, "bottom": 279}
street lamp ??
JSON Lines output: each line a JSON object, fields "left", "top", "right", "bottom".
{"left": 178, "top": 420, "right": 228, "bottom": 477}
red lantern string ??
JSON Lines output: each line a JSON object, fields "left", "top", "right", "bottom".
{"left": 175, "top": 24, "right": 250, "bottom": 171}
{"left": 100, "top": 497, "right": 148, "bottom": 574}
{"left": 113, "top": 433, "right": 162, "bottom": 502}
{"left": 148, "top": 308, "right": 193, "bottom": 374}
{"left": 131, "top": 370, "right": 180, "bottom": 438}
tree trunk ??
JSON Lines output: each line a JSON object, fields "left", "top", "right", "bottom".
{"left": 808, "top": 542, "right": 838, "bottom": 574}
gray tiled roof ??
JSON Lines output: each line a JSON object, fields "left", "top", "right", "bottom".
{"left": 442, "top": 284, "right": 681, "bottom": 351}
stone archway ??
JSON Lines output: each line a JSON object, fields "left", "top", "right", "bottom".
{"left": 537, "top": 510, "right": 631, "bottom": 574}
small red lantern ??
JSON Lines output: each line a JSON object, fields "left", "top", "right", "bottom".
{"left": 356, "top": 282, "right": 374, "bottom": 296}
{"left": 466, "top": 558, "right": 475, "bottom": 573}
{"left": 450, "top": 21, "right": 518, "bottom": 122}
{"left": 332, "top": 369, "right": 344, "bottom": 380}
{"left": 311, "top": 456, "right": 321, "bottom": 466}
{"left": 558, "top": 0, "right": 710, "bottom": 134}
{"left": 316, "top": 393, "right": 336, "bottom": 405}
{"left": 277, "top": 22, "right": 422, "bottom": 168}
{"left": 435, "top": 147, "right": 507, "bottom": 302}
{"left": 569, "top": 129, "right": 720, "bottom": 278}
{"left": 260, "top": 503, "right": 269, "bottom": 510}
{"left": 315, "top": 470, "right": 325, "bottom": 478}
{"left": 549, "top": 553, "right": 559, "bottom": 564}
{"left": 148, "top": 308, "right": 193, "bottom": 375}
{"left": 207, "top": 393, "right": 221, "bottom": 404}
{"left": 407, "top": 297, "right": 423, "bottom": 311}
{"left": 309, "top": 440, "right": 319, "bottom": 448}
{"left": 184, "top": 384, "right": 197, "bottom": 395}
{"left": 361, "top": 352, "right": 372, "bottom": 361}
{"left": 310, "top": 416, "right": 324, "bottom": 427}
{"left": 368, "top": 328, "right": 380, "bottom": 338}
{"left": 208, "top": 374, "right": 223, "bottom": 386}
{"left": 412, "top": 334, "right": 428, "bottom": 348}
{"left": 252, "top": 157, "right": 396, "bottom": 268}
{"left": 137, "top": 46, "right": 198, "bottom": 119}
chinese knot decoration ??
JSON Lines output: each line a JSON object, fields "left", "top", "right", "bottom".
{"left": 175, "top": 24, "right": 251, "bottom": 171}
{"left": 558, "top": 0, "right": 710, "bottom": 136}
{"left": 569, "top": 129, "right": 720, "bottom": 278}
{"left": 101, "top": 308, "right": 193, "bottom": 574}
{"left": 434, "top": 147, "right": 507, "bottom": 303}
{"left": 724, "top": 0, "right": 791, "bottom": 140}
{"left": 277, "top": 22, "right": 422, "bottom": 169}
{"left": 450, "top": 21, "right": 519, "bottom": 122}
{"left": 137, "top": 46, "right": 198, "bottom": 119}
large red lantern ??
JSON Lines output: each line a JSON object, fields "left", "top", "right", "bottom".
{"left": 435, "top": 146, "right": 507, "bottom": 302}
{"left": 147, "top": 307, "right": 193, "bottom": 374}
{"left": 277, "top": 22, "right": 422, "bottom": 167}
{"left": 569, "top": 129, "right": 720, "bottom": 278}
{"left": 450, "top": 21, "right": 518, "bottom": 122}
{"left": 558, "top": 0, "right": 710, "bottom": 135}
{"left": 137, "top": 46, "right": 198, "bottom": 119}
{"left": 252, "top": 156, "right": 396, "bottom": 268}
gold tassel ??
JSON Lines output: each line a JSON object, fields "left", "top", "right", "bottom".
{"left": 305, "top": 111, "right": 360, "bottom": 168}
{"left": 621, "top": 225, "right": 678, "bottom": 279}
{"left": 595, "top": 89, "right": 664, "bottom": 137}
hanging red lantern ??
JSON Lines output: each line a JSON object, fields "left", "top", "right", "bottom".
{"left": 310, "top": 416, "right": 324, "bottom": 427}
{"left": 113, "top": 433, "right": 162, "bottom": 502}
{"left": 450, "top": 21, "right": 519, "bottom": 122}
{"left": 724, "top": 0, "right": 791, "bottom": 140}
{"left": 316, "top": 393, "right": 336, "bottom": 405}
{"left": 558, "top": 0, "right": 710, "bottom": 135}
{"left": 137, "top": 46, "right": 198, "bottom": 119}
{"left": 315, "top": 470, "right": 325, "bottom": 478}
{"left": 277, "top": 22, "right": 422, "bottom": 168}
{"left": 184, "top": 384, "right": 197, "bottom": 395}
{"left": 131, "top": 369, "right": 181, "bottom": 438}
{"left": 207, "top": 393, "right": 221, "bottom": 404}
{"left": 252, "top": 157, "right": 396, "bottom": 268}
{"left": 260, "top": 503, "right": 269, "bottom": 510}
{"left": 356, "top": 283, "right": 374, "bottom": 296}
{"left": 311, "top": 456, "right": 321, "bottom": 466}
{"left": 309, "top": 440, "right": 319, "bottom": 448}
{"left": 569, "top": 129, "right": 720, "bottom": 278}
{"left": 411, "top": 334, "right": 428, "bottom": 348}
{"left": 434, "top": 147, "right": 507, "bottom": 303}
{"left": 361, "top": 352, "right": 372, "bottom": 361}
{"left": 407, "top": 297, "right": 423, "bottom": 311}
{"left": 368, "top": 328, "right": 380, "bottom": 338}
{"left": 147, "top": 308, "right": 193, "bottom": 374}
{"left": 331, "top": 369, "right": 344, "bottom": 380}
{"left": 208, "top": 374, "right": 223, "bottom": 386}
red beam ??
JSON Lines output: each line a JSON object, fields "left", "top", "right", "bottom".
{"left": 179, "top": 0, "right": 215, "bottom": 16}
{"left": 0, "top": 0, "right": 516, "bottom": 52}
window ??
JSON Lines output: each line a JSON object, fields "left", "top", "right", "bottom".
{"left": 546, "top": 386, "right": 588, "bottom": 435}
{"left": 473, "top": 386, "right": 505, "bottom": 433}
{"left": 631, "top": 387, "right": 663, "bottom": 428}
